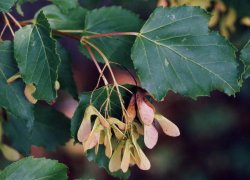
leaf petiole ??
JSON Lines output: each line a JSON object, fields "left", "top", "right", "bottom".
{"left": 83, "top": 32, "right": 139, "bottom": 39}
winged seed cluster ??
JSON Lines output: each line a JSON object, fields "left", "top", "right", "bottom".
{"left": 77, "top": 89, "right": 180, "bottom": 172}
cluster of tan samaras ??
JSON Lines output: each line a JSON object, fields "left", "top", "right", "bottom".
{"left": 77, "top": 89, "right": 180, "bottom": 173}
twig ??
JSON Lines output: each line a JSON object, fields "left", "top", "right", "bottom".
{"left": 3, "top": 13, "right": 15, "bottom": 37}
{"left": 6, "top": 13, "right": 22, "bottom": 29}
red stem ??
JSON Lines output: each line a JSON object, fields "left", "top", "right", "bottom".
{"left": 84, "top": 32, "right": 139, "bottom": 39}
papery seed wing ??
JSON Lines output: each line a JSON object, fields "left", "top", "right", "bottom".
{"left": 126, "top": 95, "right": 136, "bottom": 123}
{"left": 133, "top": 122, "right": 144, "bottom": 135}
{"left": 121, "top": 140, "right": 131, "bottom": 173}
{"left": 144, "top": 124, "right": 158, "bottom": 149}
{"left": 83, "top": 119, "right": 100, "bottom": 152}
{"left": 104, "top": 128, "right": 112, "bottom": 158}
{"left": 131, "top": 145, "right": 151, "bottom": 170}
{"left": 136, "top": 147, "right": 151, "bottom": 170}
{"left": 77, "top": 119, "right": 92, "bottom": 142}
{"left": 87, "top": 105, "right": 110, "bottom": 128}
{"left": 154, "top": 113, "right": 180, "bottom": 137}
{"left": 136, "top": 91, "right": 155, "bottom": 125}
{"left": 109, "top": 142, "right": 124, "bottom": 172}
{"left": 24, "top": 84, "right": 37, "bottom": 104}
{"left": 112, "top": 124, "right": 125, "bottom": 140}
{"left": 1, "top": 144, "right": 20, "bottom": 161}
{"left": 107, "top": 117, "right": 125, "bottom": 130}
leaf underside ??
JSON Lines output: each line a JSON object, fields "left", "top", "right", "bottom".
{"left": 132, "top": 6, "right": 239, "bottom": 101}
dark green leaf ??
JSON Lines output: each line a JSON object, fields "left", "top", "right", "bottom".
{"left": 86, "top": 145, "right": 131, "bottom": 179}
{"left": 81, "top": 6, "right": 143, "bottom": 69}
{"left": 0, "top": 41, "right": 34, "bottom": 130}
{"left": 51, "top": 0, "right": 78, "bottom": 13}
{"left": 14, "top": 11, "right": 61, "bottom": 102}
{"left": 57, "top": 42, "right": 78, "bottom": 100}
{"left": 3, "top": 114, "right": 31, "bottom": 155}
{"left": 0, "top": 157, "right": 68, "bottom": 180}
{"left": 131, "top": 7, "right": 239, "bottom": 101}
{"left": 0, "top": 0, "right": 17, "bottom": 12}
{"left": 39, "top": 4, "right": 87, "bottom": 30}
{"left": 79, "top": 0, "right": 102, "bottom": 9}
{"left": 240, "top": 40, "right": 250, "bottom": 79}
{"left": 112, "top": 0, "right": 157, "bottom": 19}
{"left": 4, "top": 105, "right": 70, "bottom": 155}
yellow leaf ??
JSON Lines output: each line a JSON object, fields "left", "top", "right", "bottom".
{"left": 1, "top": 144, "right": 20, "bottom": 161}
{"left": 154, "top": 113, "right": 180, "bottom": 137}
{"left": 24, "top": 84, "right": 37, "bottom": 104}
{"left": 109, "top": 142, "right": 124, "bottom": 172}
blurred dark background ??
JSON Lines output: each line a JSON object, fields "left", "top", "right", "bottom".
{"left": 1, "top": 0, "right": 250, "bottom": 179}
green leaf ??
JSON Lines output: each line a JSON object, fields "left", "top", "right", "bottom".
{"left": 0, "top": 0, "right": 17, "bottom": 12}
{"left": 51, "top": 0, "right": 78, "bottom": 13}
{"left": 131, "top": 6, "right": 239, "bottom": 101}
{"left": 57, "top": 42, "right": 78, "bottom": 100}
{"left": 14, "top": 11, "right": 61, "bottom": 102}
{"left": 0, "top": 41, "right": 34, "bottom": 129}
{"left": 86, "top": 145, "right": 131, "bottom": 179}
{"left": 81, "top": 6, "right": 143, "bottom": 69}
{"left": 4, "top": 114, "right": 31, "bottom": 155}
{"left": 0, "top": 157, "right": 68, "bottom": 179}
{"left": 4, "top": 105, "right": 71, "bottom": 155}
{"left": 38, "top": 4, "right": 87, "bottom": 30}
{"left": 112, "top": 0, "right": 157, "bottom": 19}
{"left": 240, "top": 40, "right": 250, "bottom": 79}
{"left": 71, "top": 85, "right": 134, "bottom": 142}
